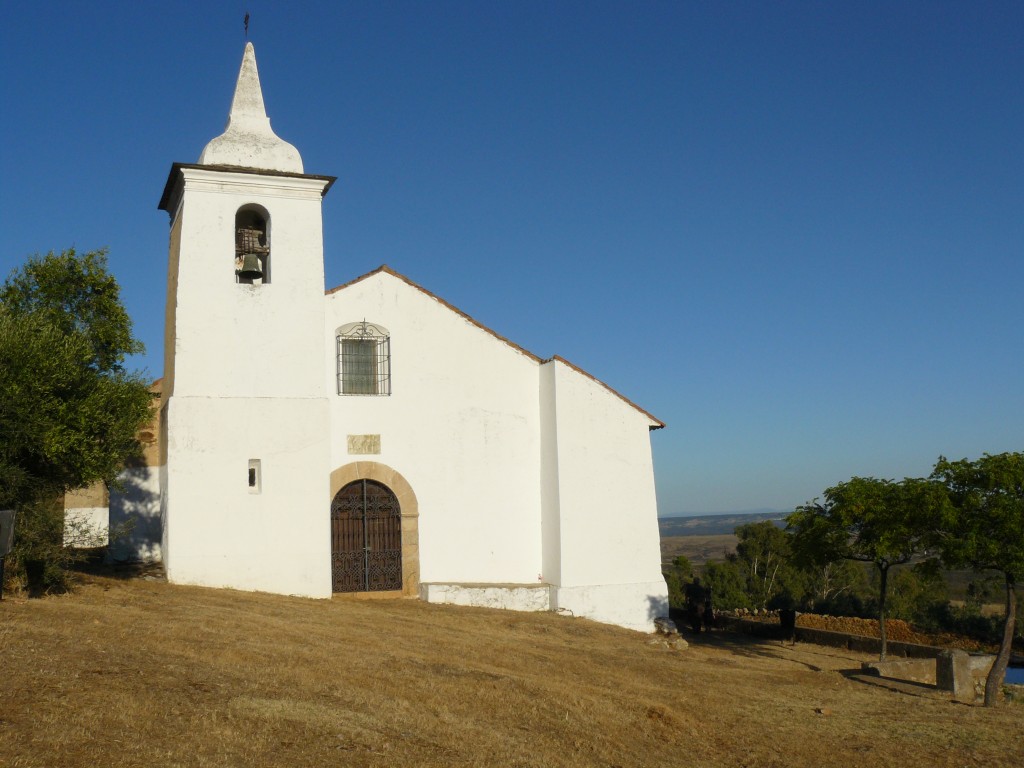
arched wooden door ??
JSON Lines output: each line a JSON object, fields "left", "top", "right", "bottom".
{"left": 331, "top": 479, "right": 402, "bottom": 593}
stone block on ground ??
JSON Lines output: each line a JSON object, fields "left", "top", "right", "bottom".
{"left": 936, "top": 649, "right": 974, "bottom": 703}
{"left": 654, "top": 616, "right": 680, "bottom": 636}
{"left": 861, "top": 659, "right": 936, "bottom": 685}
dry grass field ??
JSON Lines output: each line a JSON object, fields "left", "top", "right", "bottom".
{"left": 1, "top": 575, "right": 1020, "bottom": 768}
{"left": 661, "top": 534, "right": 737, "bottom": 568}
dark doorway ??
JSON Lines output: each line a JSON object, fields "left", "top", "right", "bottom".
{"left": 331, "top": 479, "right": 402, "bottom": 592}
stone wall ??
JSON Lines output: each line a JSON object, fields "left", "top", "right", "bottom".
{"left": 718, "top": 616, "right": 941, "bottom": 658}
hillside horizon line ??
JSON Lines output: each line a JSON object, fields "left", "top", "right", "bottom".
{"left": 659, "top": 508, "right": 788, "bottom": 519}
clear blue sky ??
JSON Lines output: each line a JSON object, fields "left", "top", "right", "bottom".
{"left": 2, "top": 2, "right": 1021, "bottom": 516}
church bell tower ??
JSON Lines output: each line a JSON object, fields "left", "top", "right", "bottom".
{"left": 157, "top": 43, "right": 335, "bottom": 596}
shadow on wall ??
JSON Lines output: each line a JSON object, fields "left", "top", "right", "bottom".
{"left": 647, "top": 593, "right": 670, "bottom": 621}
{"left": 108, "top": 468, "right": 162, "bottom": 563}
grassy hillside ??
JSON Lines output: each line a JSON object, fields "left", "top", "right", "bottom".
{"left": 661, "top": 533, "right": 737, "bottom": 568}
{"left": 658, "top": 513, "right": 782, "bottom": 568}
{"left": 659, "top": 512, "right": 786, "bottom": 537}
{"left": 0, "top": 575, "right": 1018, "bottom": 767}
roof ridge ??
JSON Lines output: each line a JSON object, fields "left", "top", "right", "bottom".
{"left": 326, "top": 267, "right": 663, "bottom": 428}
{"left": 543, "top": 355, "right": 665, "bottom": 430}
{"left": 326, "top": 265, "right": 541, "bottom": 363}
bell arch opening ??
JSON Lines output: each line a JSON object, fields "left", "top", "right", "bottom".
{"left": 235, "top": 204, "right": 270, "bottom": 284}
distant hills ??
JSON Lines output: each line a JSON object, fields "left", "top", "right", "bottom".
{"left": 658, "top": 510, "right": 787, "bottom": 537}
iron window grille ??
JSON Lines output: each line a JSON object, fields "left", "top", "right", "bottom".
{"left": 337, "top": 321, "right": 391, "bottom": 395}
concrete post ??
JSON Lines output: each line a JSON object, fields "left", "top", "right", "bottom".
{"left": 936, "top": 649, "right": 974, "bottom": 703}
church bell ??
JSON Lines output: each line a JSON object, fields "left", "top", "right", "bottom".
{"left": 235, "top": 225, "right": 268, "bottom": 280}
{"left": 237, "top": 253, "right": 264, "bottom": 279}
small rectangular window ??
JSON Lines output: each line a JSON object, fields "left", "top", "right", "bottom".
{"left": 342, "top": 338, "right": 378, "bottom": 394}
{"left": 248, "top": 459, "right": 262, "bottom": 494}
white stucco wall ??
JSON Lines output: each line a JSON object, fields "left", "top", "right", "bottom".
{"left": 542, "top": 359, "right": 668, "bottom": 630}
{"left": 108, "top": 467, "right": 162, "bottom": 563}
{"left": 161, "top": 165, "right": 333, "bottom": 598}
{"left": 62, "top": 508, "right": 108, "bottom": 548}
{"left": 325, "top": 272, "right": 544, "bottom": 586}
{"left": 324, "top": 272, "right": 667, "bottom": 632}
{"left": 552, "top": 582, "right": 669, "bottom": 633}
{"left": 168, "top": 168, "right": 329, "bottom": 400}
{"left": 163, "top": 396, "right": 331, "bottom": 597}
{"left": 539, "top": 361, "right": 562, "bottom": 585}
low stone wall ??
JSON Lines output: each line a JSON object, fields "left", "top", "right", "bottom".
{"left": 720, "top": 615, "right": 998, "bottom": 702}
{"left": 718, "top": 616, "right": 940, "bottom": 658}
{"left": 863, "top": 652, "right": 996, "bottom": 702}
{"left": 796, "top": 625, "right": 940, "bottom": 659}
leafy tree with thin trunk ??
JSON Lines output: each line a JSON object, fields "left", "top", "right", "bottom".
{"left": 733, "top": 520, "right": 801, "bottom": 610}
{"left": 787, "top": 477, "right": 949, "bottom": 660}
{"left": 932, "top": 452, "right": 1024, "bottom": 706}
{"left": 0, "top": 249, "right": 153, "bottom": 591}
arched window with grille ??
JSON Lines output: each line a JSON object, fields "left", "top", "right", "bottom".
{"left": 336, "top": 321, "right": 391, "bottom": 395}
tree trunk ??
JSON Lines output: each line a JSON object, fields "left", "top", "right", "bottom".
{"left": 878, "top": 565, "right": 889, "bottom": 661}
{"left": 25, "top": 558, "right": 46, "bottom": 598}
{"left": 766, "top": 561, "right": 780, "bottom": 605}
{"left": 984, "top": 576, "right": 1016, "bottom": 707}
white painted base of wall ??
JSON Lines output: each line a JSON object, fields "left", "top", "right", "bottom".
{"left": 420, "top": 582, "right": 552, "bottom": 612}
{"left": 109, "top": 467, "right": 163, "bottom": 562}
{"left": 419, "top": 580, "right": 669, "bottom": 633}
{"left": 551, "top": 581, "right": 669, "bottom": 633}
{"left": 63, "top": 507, "right": 109, "bottom": 548}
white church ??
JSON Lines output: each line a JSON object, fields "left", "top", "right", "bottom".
{"left": 72, "top": 43, "right": 669, "bottom": 632}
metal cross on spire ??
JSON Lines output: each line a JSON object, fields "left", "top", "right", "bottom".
{"left": 244, "top": 12, "right": 250, "bottom": 39}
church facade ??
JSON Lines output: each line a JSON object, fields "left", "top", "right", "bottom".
{"left": 100, "top": 44, "right": 667, "bottom": 631}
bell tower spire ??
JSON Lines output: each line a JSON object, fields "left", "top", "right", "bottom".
{"left": 198, "top": 43, "right": 303, "bottom": 173}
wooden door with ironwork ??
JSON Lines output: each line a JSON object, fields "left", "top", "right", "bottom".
{"left": 331, "top": 479, "right": 402, "bottom": 592}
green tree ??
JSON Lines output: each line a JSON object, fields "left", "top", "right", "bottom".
{"left": 733, "top": 520, "right": 802, "bottom": 609}
{"left": 879, "top": 562, "right": 948, "bottom": 627}
{"left": 965, "top": 575, "right": 999, "bottom": 612}
{"left": 702, "top": 559, "right": 751, "bottom": 611}
{"left": 0, "top": 249, "right": 152, "bottom": 591}
{"left": 1, "top": 248, "right": 142, "bottom": 373}
{"left": 663, "top": 555, "right": 693, "bottom": 610}
{"left": 787, "top": 477, "right": 949, "bottom": 659}
{"left": 932, "top": 452, "right": 1024, "bottom": 706}
{"left": 797, "top": 559, "right": 870, "bottom": 615}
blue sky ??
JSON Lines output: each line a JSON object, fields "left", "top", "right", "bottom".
{"left": 2, "top": 2, "right": 1021, "bottom": 515}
